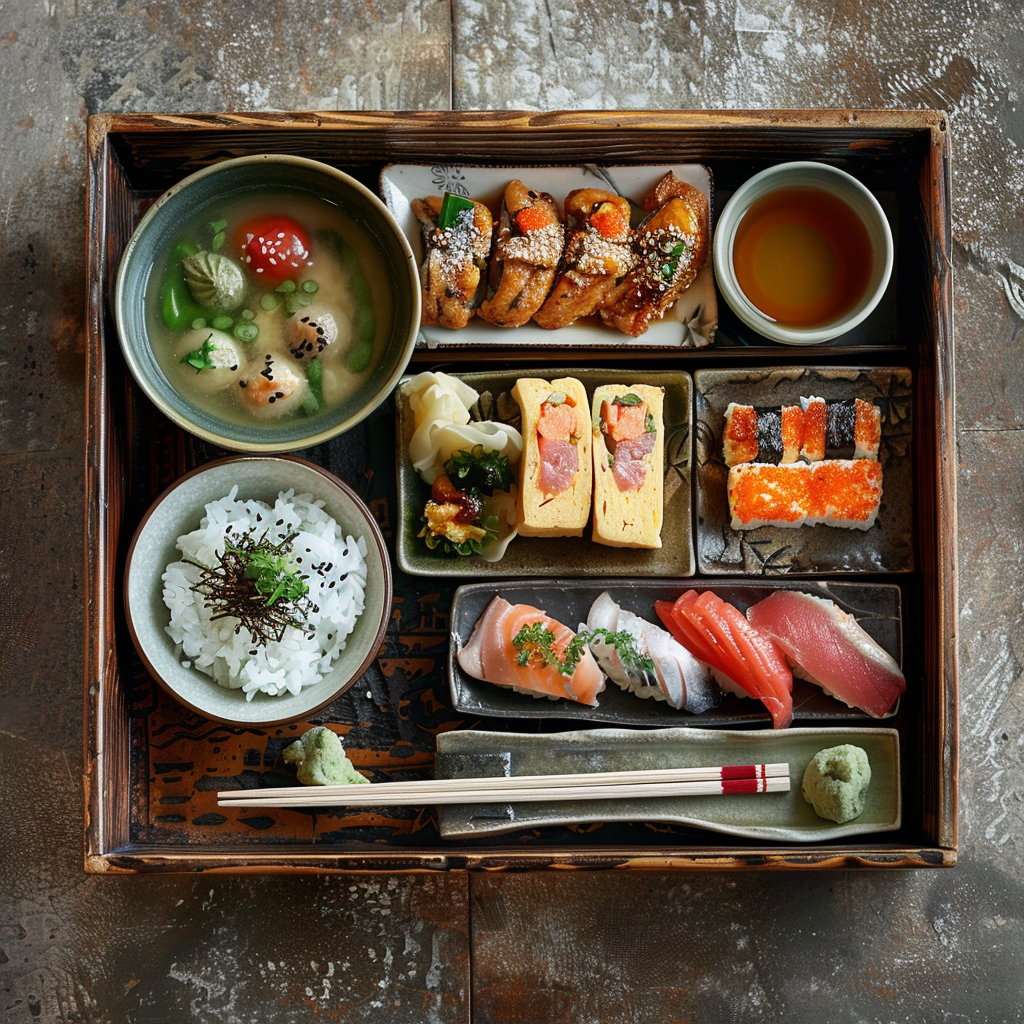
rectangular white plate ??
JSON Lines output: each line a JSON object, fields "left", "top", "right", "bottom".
{"left": 379, "top": 162, "right": 716, "bottom": 349}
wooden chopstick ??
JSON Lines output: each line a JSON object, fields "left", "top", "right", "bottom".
{"left": 216, "top": 763, "right": 790, "bottom": 808}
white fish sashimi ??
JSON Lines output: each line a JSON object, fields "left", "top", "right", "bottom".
{"left": 585, "top": 592, "right": 723, "bottom": 713}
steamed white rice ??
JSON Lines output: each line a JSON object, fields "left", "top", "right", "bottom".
{"left": 162, "top": 486, "right": 368, "bottom": 700}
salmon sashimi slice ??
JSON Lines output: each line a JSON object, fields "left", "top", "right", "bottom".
{"left": 656, "top": 591, "right": 793, "bottom": 729}
{"left": 746, "top": 590, "right": 905, "bottom": 718}
{"left": 537, "top": 399, "right": 578, "bottom": 440}
{"left": 456, "top": 596, "right": 604, "bottom": 705}
{"left": 601, "top": 399, "right": 648, "bottom": 441}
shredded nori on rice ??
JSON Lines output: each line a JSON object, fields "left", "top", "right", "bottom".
{"left": 184, "top": 527, "right": 315, "bottom": 645}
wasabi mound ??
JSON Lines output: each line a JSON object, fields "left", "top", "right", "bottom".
{"left": 282, "top": 726, "right": 367, "bottom": 786}
{"left": 801, "top": 744, "right": 871, "bottom": 823}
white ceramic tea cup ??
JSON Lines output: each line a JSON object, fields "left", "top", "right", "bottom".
{"left": 713, "top": 162, "right": 894, "bottom": 346}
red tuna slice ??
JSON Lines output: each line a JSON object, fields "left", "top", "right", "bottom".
{"left": 746, "top": 590, "right": 906, "bottom": 718}
{"left": 610, "top": 431, "right": 656, "bottom": 492}
{"left": 656, "top": 595, "right": 731, "bottom": 677}
{"left": 537, "top": 436, "right": 579, "bottom": 497}
{"left": 690, "top": 594, "right": 793, "bottom": 729}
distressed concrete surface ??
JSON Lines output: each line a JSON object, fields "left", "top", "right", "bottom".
{"left": 2, "top": 0, "right": 1023, "bottom": 1022}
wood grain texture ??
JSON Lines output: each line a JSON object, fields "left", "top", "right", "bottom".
{"left": 82, "top": 110, "right": 955, "bottom": 872}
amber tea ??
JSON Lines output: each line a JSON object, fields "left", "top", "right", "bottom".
{"left": 732, "top": 186, "right": 874, "bottom": 328}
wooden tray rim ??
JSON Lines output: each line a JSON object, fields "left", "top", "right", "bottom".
{"left": 83, "top": 109, "right": 957, "bottom": 873}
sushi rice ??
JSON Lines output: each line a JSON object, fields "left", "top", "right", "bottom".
{"left": 162, "top": 486, "right": 368, "bottom": 700}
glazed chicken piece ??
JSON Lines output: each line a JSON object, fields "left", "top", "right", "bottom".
{"left": 412, "top": 194, "right": 493, "bottom": 329}
{"left": 600, "top": 172, "right": 709, "bottom": 337}
{"left": 478, "top": 180, "right": 563, "bottom": 327}
{"left": 533, "top": 188, "right": 635, "bottom": 330}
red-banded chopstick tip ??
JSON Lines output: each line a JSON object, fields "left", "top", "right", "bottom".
{"left": 721, "top": 777, "right": 791, "bottom": 795}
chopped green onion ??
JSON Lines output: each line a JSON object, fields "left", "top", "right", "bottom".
{"left": 240, "top": 308, "right": 256, "bottom": 320}
{"left": 209, "top": 219, "right": 228, "bottom": 234}
{"left": 438, "top": 192, "right": 474, "bottom": 228}
{"left": 212, "top": 315, "right": 233, "bottom": 331}
{"left": 301, "top": 279, "right": 319, "bottom": 294}
{"left": 260, "top": 293, "right": 281, "bottom": 311}
{"left": 276, "top": 280, "right": 297, "bottom": 294}
{"left": 190, "top": 317, "right": 207, "bottom": 330}
{"left": 233, "top": 322, "right": 259, "bottom": 342}
{"left": 211, "top": 231, "right": 226, "bottom": 252}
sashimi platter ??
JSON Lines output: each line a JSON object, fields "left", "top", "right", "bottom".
{"left": 89, "top": 112, "right": 956, "bottom": 871}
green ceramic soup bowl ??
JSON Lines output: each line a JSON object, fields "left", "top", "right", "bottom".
{"left": 114, "top": 154, "right": 421, "bottom": 452}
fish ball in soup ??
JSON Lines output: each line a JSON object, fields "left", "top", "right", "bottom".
{"left": 284, "top": 305, "right": 353, "bottom": 364}
{"left": 175, "top": 329, "right": 246, "bottom": 394}
{"left": 238, "top": 353, "right": 308, "bottom": 418}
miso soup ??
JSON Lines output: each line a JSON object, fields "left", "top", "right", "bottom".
{"left": 145, "top": 192, "right": 391, "bottom": 427}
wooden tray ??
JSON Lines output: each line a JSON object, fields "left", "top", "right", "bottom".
{"left": 84, "top": 110, "right": 956, "bottom": 872}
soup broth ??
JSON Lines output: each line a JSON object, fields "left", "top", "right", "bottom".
{"left": 732, "top": 186, "right": 874, "bottom": 328}
{"left": 146, "top": 192, "right": 390, "bottom": 428}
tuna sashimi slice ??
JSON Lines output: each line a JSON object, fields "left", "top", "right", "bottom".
{"left": 457, "top": 596, "right": 604, "bottom": 706}
{"left": 746, "top": 590, "right": 906, "bottom": 718}
{"left": 537, "top": 436, "right": 579, "bottom": 496}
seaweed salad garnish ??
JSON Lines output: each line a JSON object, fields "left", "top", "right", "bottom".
{"left": 419, "top": 444, "right": 513, "bottom": 557}
{"left": 184, "top": 527, "right": 315, "bottom": 644}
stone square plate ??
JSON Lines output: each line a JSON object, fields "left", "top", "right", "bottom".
{"left": 435, "top": 726, "right": 901, "bottom": 842}
{"left": 694, "top": 366, "right": 914, "bottom": 574}
{"left": 396, "top": 369, "right": 694, "bottom": 577}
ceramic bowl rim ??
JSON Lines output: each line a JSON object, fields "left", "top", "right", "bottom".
{"left": 712, "top": 161, "right": 894, "bottom": 346}
{"left": 114, "top": 153, "right": 421, "bottom": 452}
{"left": 122, "top": 454, "right": 393, "bottom": 726}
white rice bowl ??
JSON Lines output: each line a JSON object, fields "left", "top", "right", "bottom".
{"left": 162, "top": 486, "right": 368, "bottom": 700}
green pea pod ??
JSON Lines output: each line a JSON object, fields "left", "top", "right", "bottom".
{"left": 315, "top": 229, "right": 376, "bottom": 373}
{"left": 299, "top": 357, "right": 324, "bottom": 417}
{"left": 307, "top": 357, "right": 324, "bottom": 408}
{"left": 160, "top": 241, "right": 205, "bottom": 330}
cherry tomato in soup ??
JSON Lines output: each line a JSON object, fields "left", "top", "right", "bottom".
{"left": 237, "top": 215, "right": 311, "bottom": 285}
